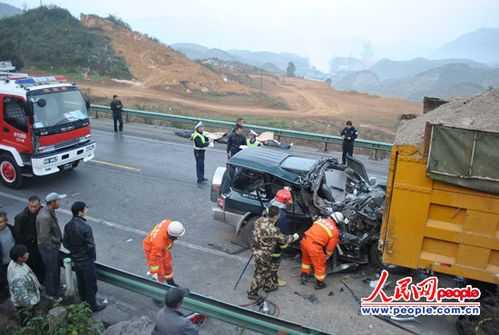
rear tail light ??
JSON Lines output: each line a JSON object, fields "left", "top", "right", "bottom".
{"left": 217, "top": 196, "right": 225, "bottom": 208}
{"left": 212, "top": 183, "right": 220, "bottom": 194}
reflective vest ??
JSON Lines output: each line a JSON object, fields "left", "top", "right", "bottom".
{"left": 191, "top": 131, "right": 206, "bottom": 150}
{"left": 246, "top": 138, "right": 260, "bottom": 148}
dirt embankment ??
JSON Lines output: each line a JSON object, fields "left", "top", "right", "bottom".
{"left": 81, "top": 14, "right": 248, "bottom": 94}
{"left": 79, "top": 15, "right": 420, "bottom": 142}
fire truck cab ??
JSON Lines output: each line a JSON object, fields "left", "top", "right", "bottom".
{"left": 0, "top": 73, "right": 96, "bottom": 188}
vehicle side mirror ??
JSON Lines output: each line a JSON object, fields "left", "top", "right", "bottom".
{"left": 369, "top": 177, "right": 377, "bottom": 186}
{"left": 36, "top": 99, "right": 47, "bottom": 108}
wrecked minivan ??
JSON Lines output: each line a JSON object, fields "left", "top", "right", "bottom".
{"left": 210, "top": 148, "right": 386, "bottom": 267}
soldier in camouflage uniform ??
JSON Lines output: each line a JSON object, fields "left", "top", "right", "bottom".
{"left": 247, "top": 199, "right": 299, "bottom": 300}
{"left": 7, "top": 245, "right": 42, "bottom": 325}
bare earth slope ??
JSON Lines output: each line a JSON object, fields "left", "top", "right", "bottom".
{"left": 79, "top": 15, "right": 420, "bottom": 141}
{"left": 81, "top": 15, "right": 248, "bottom": 94}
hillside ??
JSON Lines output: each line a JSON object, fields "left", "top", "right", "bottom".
{"left": 0, "top": 2, "right": 21, "bottom": 18}
{"left": 0, "top": 6, "right": 131, "bottom": 77}
{"left": 81, "top": 15, "right": 248, "bottom": 94}
{"left": 434, "top": 28, "right": 499, "bottom": 65}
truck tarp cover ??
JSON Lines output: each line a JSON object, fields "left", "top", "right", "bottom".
{"left": 428, "top": 125, "right": 499, "bottom": 194}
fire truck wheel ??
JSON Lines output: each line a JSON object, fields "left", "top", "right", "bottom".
{"left": 0, "top": 154, "right": 23, "bottom": 188}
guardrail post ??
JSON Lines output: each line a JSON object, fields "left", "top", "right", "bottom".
{"left": 324, "top": 142, "right": 328, "bottom": 152}
{"left": 126, "top": 111, "right": 130, "bottom": 123}
{"left": 63, "top": 258, "right": 75, "bottom": 297}
{"left": 95, "top": 108, "right": 99, "bottom": 119}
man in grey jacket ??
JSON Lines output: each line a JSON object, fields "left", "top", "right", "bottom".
{"left": 154, "top": 287, "right": 199, "bottom": 335}
{"left": 36, "top": 192, "right": 66, "bottom": 300}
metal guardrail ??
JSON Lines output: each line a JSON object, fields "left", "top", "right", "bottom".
{"left": 90, "top": 104, "right": 392, "bottom": 152}
{"left": 94, "top": 261, "right": 330, "bottom": 335}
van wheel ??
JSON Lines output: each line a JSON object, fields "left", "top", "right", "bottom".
{"left": 0, "top": 154, "right": 23, "bottom": 188}
{"left": 368, "top": 241, "right": 406, "bottom": 273}
{"left": 368, "top": 241, "right": 385, "bottom": 269}
{"left": 238, "top": 217, "right": 257, "bottom": 248}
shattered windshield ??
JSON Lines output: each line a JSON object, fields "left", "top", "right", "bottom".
{"left": 30, "top": 88, "right": 88, "bottom": 129}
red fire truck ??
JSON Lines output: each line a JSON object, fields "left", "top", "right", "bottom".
{"left": 0, "top": 73, "right": 95, "bottom": 188}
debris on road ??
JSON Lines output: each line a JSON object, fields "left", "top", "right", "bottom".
{"left": 294, "top": 291, "right": 320, "bottom": 304}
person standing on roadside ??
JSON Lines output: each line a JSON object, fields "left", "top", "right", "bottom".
{"left": 63, "top": 202, "right": 106, "bottom": 312}
{"left": 191, "top": 122, "right": 210, "bottom": 184}
{"left": 36, "top": 192, "right": 66, "bottom": 300}
{"left": 110, "top": 94, "right": 124, "bottom": 133}
{"left": 227, "top": 125, "right": 246, "bottom": 159}
{"left": 0, "top": 211, "right": 16, "bottom": 301}
{"left": 14, "top": 196, "right": 45, "bottom": 283}
{"left": 7, "top": 244, "right": 42, "bottom": 325}
{"left": 340, "top": 120, "right": 358, "bottom": 165}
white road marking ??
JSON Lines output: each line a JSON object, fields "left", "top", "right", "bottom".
{"left": 90, "top": 159, "right": 141, "bottom": 172}
{"left": 0, "top": 191, "right": 246, "bottom": 263}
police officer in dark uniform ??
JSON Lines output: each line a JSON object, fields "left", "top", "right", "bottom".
{"left": 340, "top": 120, "right": 358, "bottom": 165}
{"left": 110, "top": 95, "right": 124, "bottom": 133}
{"left": 191, "top": 122, "right": 210, "bottom": 184}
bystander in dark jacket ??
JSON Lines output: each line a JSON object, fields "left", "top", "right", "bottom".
{"left": 14, "top": 196, "right": 45, "bottom": 283}
{"left": 36, "top": 192, "right": 65, "bottom": 298}
{"left": 227, "top": 126, "right": 246, "bottom": 158}
{"left": 63, "top": 202, "right": 105, "bottom": 312}
{"left": 0, "top": 211, "right": 16, "bottom": 300}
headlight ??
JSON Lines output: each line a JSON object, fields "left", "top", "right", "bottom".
{"left": 43, "top": 157, "right": 58, "bottom": 164}
{"left": 79, "top": 134, "right": 92, "bottom": 143}
{"left": 38, "top": 145, "right": 55, "bottom": 153}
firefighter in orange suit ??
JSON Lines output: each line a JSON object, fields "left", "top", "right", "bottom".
{"left": 300, "top": 212, "right": 343, "bottom": 289}
{"left": 143, "top": 220, "right": 185, "bottom": 286}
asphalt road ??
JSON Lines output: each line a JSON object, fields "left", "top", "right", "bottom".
{"left": 0, "top": 119, "right": 456, "bottom": 335}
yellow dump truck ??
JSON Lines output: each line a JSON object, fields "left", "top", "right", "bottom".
{"left": 379, "top": 89, "right": 499, "bottom": 334}
{"left": 380, "top": 138, "right": 499, "bottom": 284}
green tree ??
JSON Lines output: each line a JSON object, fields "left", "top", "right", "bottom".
{"left": 286, "top": 61, "right": 296, "bottom": 77}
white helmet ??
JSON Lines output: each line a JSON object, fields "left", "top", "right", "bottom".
{"left": 330, "top": 212, "right": 345, "bottom": 224}
{"left": 168, "top": 221, "right": 185, "bottom": 238}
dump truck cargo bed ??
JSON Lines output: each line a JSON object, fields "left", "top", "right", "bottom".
{"left": 380, "top": 145, "right": 499, "bottom": 285}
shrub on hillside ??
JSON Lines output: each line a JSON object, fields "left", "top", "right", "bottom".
{"left": 0, "top": 6, "right": 131, "bottom": 78}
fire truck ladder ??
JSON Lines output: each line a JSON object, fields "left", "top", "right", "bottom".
{"left": 94, "top": 261, "right": 331, "bottom": 335}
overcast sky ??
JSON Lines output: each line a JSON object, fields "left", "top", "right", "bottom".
{"left": 8, "top": 0, "right": 499, "bottom": 71}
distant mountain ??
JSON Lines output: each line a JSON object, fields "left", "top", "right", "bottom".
{"left": 434, "top": 28, "right": 499, "bottom": 65}
{"left": 0, "top": 2, "right": 21, "bottom": 19}
{"left": 331, "top": 63, "right": 499, "bottom": 101}
{"left": 369, "top": 57, "right": 487, "bottom": 81}
{"left": 171, "top": 43, "right": 236, "bottom": 62}
{"left": 331, "top": 70, "right": 380, "bottom": 92}
{"left": 378, "top": 63, "right": 499, "bottom": 100}
{"left": 329, "top": 57, "right": 366, "bottom": 74}
{"left": 170, "top": 43, "right": 327, "bottom": 79}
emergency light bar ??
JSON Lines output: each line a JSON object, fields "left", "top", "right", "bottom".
{"left": 14, "top": 75, "right": 67, "bottom": 86}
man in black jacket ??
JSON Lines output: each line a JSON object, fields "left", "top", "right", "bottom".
{"left": 63, "top": 202, "right": 106, "bottom": 312}
{"left": 110, "top": 95, "right": 124, "bottom": 133}
{"left": 227, "top": 125, "right": 246, "bottom": 159}
{"left": 14, "top": 196, "right": 45, "bottom": 283}
{"left": 0, "top": 211, "right": 16, "bottom": 301}
{"left": 340, "top": 120, "right": 358, "bottom": 165}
